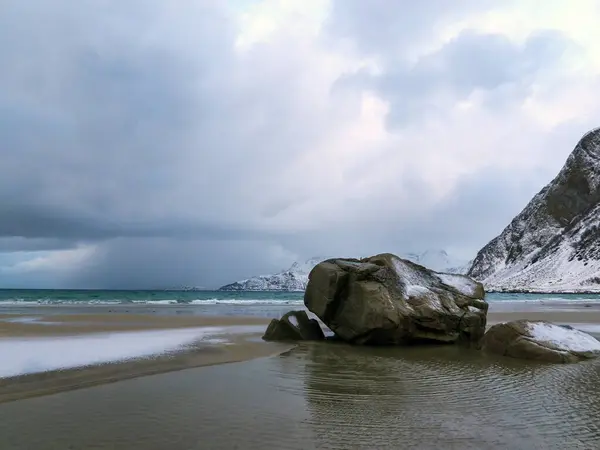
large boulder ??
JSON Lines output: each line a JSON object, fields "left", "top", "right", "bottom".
{"left": 262, "top": 310, "right": 325, "bottom": 342}
{"left": 482, "top": 320, "right": 600, "bottom": 363}
{"left": 303, "top": 253, "right": 487, "bottom": 345}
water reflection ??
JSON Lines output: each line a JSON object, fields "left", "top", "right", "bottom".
{"left": 286, "top": 342, "right": 600, "bottom": 449}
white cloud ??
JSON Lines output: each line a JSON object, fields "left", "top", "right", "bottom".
{"left": 235, "top": 0, "right": 329, "bottom": 48}
{"left": 1, "top": 246, "right": 97, "bottom": 275}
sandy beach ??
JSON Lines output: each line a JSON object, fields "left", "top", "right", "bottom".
{"left": 2, "top": 303, "right": 600, "bottom": 448}
{"left": 0, "top": 313, "right": 291, "bottom": 404}
{"left": 2, "top": 304, "right": 600, "bottom": 403}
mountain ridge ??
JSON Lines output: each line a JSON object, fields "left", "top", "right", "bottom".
{"left": 219, "top": 250, "right": 469, "bottom": 291}
{"left": 467, "top": 128, "right": 600, "bottom": 292}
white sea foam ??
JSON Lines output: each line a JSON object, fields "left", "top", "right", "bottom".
{"left": 188, "top": 299, "right": 304, "bottom": 306}
{"left": 0, "top": 298, "right": 306, "bottom": 306}
{"left": 0, "top": 327, "right": 225, "bottom": 379}
{"left": 132, "top": 300, "right": 179, "bottom": 305}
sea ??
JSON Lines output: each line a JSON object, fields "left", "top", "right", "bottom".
{"left": 0, "top": 289, "right": 599, "bottom": 318}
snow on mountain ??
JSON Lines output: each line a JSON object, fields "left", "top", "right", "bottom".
{"left": 404, "top": 249, "right": 470, "bottom": 274}
{"left": 468, "top": 128, "right": 600, "bottom": 293}
{"left": 218, "top": 250, "right": 468, "bottom": 291}
{"left": 218, "top": 256, "right": 329, "bottom": 291}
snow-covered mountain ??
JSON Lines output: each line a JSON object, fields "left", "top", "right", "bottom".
{"left": 468, "top": 128, "right": 600, "bottom": 293}
{"left": 218, "top": 250, "right": 468, "bottom": 291}
{"left": 404, "top": 249, "right": 471, "bottom": 274}
{"left": 218, "top": 257, "right": 328, "bottom": 291}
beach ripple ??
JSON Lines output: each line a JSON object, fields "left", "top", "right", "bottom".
{"left": 274, "top": 344, "right": 600, "bottom": 449}
{"left": 1, "top": 343, "right": 600, "bottom": 449}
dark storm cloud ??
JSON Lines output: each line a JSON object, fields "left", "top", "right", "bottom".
{"left": 0, "top": 0, "right": 592, "bottom": 288}
{"left": 66, "top": 238, "right": 292, "bottom": 290}
{"left": 0, "top": 238, "right": 77, "bottom": 253}
{"left": 0, "top": 0, "right": 336, "bottom": 287}
{"left": 0, "top": 1, "right": 299, "bottom": 239}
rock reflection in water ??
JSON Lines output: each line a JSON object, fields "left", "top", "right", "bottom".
{"left": 286, "top": 342, "right": 600, "bottom": 449}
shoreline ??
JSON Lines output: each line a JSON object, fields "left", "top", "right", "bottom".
{"left": 486, "top": 289, "right": 600, "bottom": 294}
{"left": 0, "top": 313, "right": 270, "bottom": 337}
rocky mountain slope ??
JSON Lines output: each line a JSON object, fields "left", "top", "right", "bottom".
{"left": 218, "top": 257, "right": 327, "bottom": 291}
{"left": 219, "top": 250, "right": 468, "bottom": 291}
{"left": 467, "top": 128, "right": 600, "bottom": 292}
{"left": 405, "top": 249, "right": 471, "bottom": 274}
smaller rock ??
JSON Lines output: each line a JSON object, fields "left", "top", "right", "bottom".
{"left": 262, "top": 310, "right": 325, "bottom": 342}
{"left": 482, "top": 320, "right": 600, "bottom": 363}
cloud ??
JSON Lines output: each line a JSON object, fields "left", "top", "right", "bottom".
{"left": 0, "top": 0, "right": 599, "bottom": 288}
{"left": 327, "top": 0, "right": 499, "bottom": 58}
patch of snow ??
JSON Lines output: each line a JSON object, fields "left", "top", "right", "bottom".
{"left": 0, "top": 327, "right": 226, "bottom": 379}
{"left": 288, "top": 315, "right": 298, "bottom": 327}
{"left": 527, "top": 322, "right": 600, "bottom": 353}
{"left": 405, "top": 285, "right": 432, "bottom": 297}
{"left": 437, "top": 273, "right": 479, "bottom": 297}
{"left": 468, "top": 306, "right": 481, "bottom": 313}
{"left": 391, "top": 257, "right": 431, "bottom": 287}
{"left": 389, "top": 258, "right": 451, "bottom": 311}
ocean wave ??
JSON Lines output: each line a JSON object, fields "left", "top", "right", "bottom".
{"left": 132, "top": 299, "right": 180, "bottom": 305}
{"left": 1, "top": 293, "right": 599, "bottom": 306}
{"left": 188, "top": 299, "right": 304, "bottom": 305}
{"left": 0, "top": 298, "right": 305, "bottom": 306}
{"left": 0, "top": 299, "right": 125, "bottom": 306}
{"left": 487, "top": 296, "right": 600, "bottom": 304}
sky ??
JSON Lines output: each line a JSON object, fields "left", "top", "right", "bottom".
{"left": 1, "top": 0, "right": 599, "bottom": 289}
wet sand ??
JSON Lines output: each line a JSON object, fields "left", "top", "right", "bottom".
{"left": 488, "top": 309, "right": 600, "bottom": 328}
{"left": 1, "top": 341, "right": 600, "bottom": 449}
{"left": 0, "top": 312, "right": 270, "bottom": 336}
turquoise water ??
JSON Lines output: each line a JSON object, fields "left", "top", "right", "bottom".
{"left": 0, "top": 289, "right": 599, "bottom": 306}
{"left": 0, "top": 289, "right": 304, "bottom": 306}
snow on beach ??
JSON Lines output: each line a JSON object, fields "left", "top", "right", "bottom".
{"left": 0, "top": 325, "right": 264, "bottom": 379}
